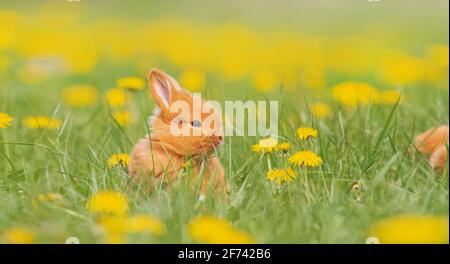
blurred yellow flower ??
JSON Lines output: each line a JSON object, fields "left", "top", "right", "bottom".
{"left": 23, "top": 116, "right": 61, "bottom": 129}
{"left": 117, "top": 76, "right": 145, "bottom": 90}
{"left": 380, "top": 53, "right": 425, "bottom": 86}
{"left": 368, "top": 215, "right": 449, "bottom": 244}
{"left": 297, "top": 127, "right": 318, "bottom": 140}
{"left": 112, "top": 111, "right": 131, "bottom": 126}
{"left": 179, "top": 69, "right": 206, "bottom": 91}
{"left": 219, "top": 57, "right": 249, "bottom": 82}
{"left": 266, "top": 167, "right": 296, "bottom": 186}
{"left": 106, "top": 88, "right": 127, "bottom": 108}
{"left": 310, "top": 103, "right": 331, "bottom": 119}
{"left": 108, "top": 153, "right": 130, "bottom": 167}
{"left": 252, "top": 137, "right": 278, "bottom": 153}
{"left": 127, "top": 215, "right": 166, "bottom": 236}
{"left": 65, "top": 44, "right": 99, "bottom": 74}
{"left": 279, "top": 69, "right": 299, "bottom": 91}
{"left": 424, "top": 45, "right": 449, "bottom": 84}
{"left": 0, "top": 10, "right": 21, "bottom": 49}
{"left": 426, "top": 45, "right": 449, "bottom": 69}
{"left": 61, "top": 84, "right": 98, "bottom": 107}
{"left": 377, "top": 90, "right": 402, "bottom": 105}
{"left": 4, "top": 228, "right": 35, "bottom": 244}
{"left": 332, "top": 81, "right": 379, "bottom": 108}
{"left": 87, "top": 191, "right": 129, "bottom": 215}
{"left": 251, "top": 70, "right": 278, "bottom": 93}
{"left": 0, "top": 112, "right": 13, "bottom": 128}
{"left": 105, "top": 232, "right": 126, "bottom": 244}
{"left": 188, "top": 216, "right": 254, "bottom": 244}
{"left": 98, "top": 215, "right": 128, "bottom": 244}
{"left": 98, "top": 215, "right": 129, "bottom": 234}
{"left": 302, "top": 68, "right": 326, "bottom": 89}
{"left": 37, "top": 192, "right": 63, "bottom": 202}
{"left": 98, "top": 214, "right": 165, "bottom": 243}
{"left": 289, "top": 150, "right": 323, "bottom": 167}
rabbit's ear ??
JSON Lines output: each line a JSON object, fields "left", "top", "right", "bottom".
{"left": 148, "top": 69, "right": 181, "bottom": 111}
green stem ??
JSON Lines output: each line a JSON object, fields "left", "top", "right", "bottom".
{"left": 287, "top": 182, "right": 292, "bottom": 204}
{"left": 302, "top": 167, "right": 314, "bottom": 203}
{"left": 266, "top": 154, "right": 272, "bottom": 170}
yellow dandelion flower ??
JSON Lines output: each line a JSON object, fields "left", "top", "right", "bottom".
{"left": 61, "top": 84, "right": 98, "bottom": 107}
{"left": 310, "top": 103, "right": 331, "bottom": 119}
{"left": 179, "top": 69, "right": 206, "bottom": 92}
{"left": 297, "top": 127, "right": 318, "bottom": 140}
{"left": 98, "top": 214, "right": 165, "bottom": 241}
{"left": 4, "top": 228, "right": 35, "bottom": 244}
{"left": 380, "top": 53, "right": 425, "bottom": 86}
{"left": 289, "top": 150, "right": 323, "bottom": 167}
{"left": 252, "top": 137, "right": 278, "bottom": 153}
{"left": 426, "top": 45, "right": 449, "bottom": 69}
{"left": 302, "top": 68, "right": 326, "bottom": 89}
{"left": 37, "top": 192, "right": 63, "bottom": 202}
{"left": 105, "top": 232, "right": 126, "bottom": 244}
{"left": 280, "top": 69, "right": 299, "bottom": 91}
{"left": 266, "top": 167, "right": 296, "bottom": 186}
{"left": 368, "top": 215, "right": 449, "bottom": 244}
{"left": 331, "top": 81, "right": 379, "bottom": 108}
{"left": 377, "top": 90, "right": 402, "bottom": 105}
{"left": 97, "top": 215, "right": 128, "bottom": 244}
{"left": 108, "top": 153, "right": 130, "bottom": 167}
{"left": 117, "top": 76, "right": 145, "bottom": 91}
{"left": 251, "top": 70, "right": 278, "bottom": 93}
{"left": 23, "top": 116, "right": 61, "bottom": 129}
{"left": 106, "top": 88, "right": 127, "bottom": 108}
{"left": 188, "top": 216, "right": 254, "bottom": 244}
{"left": 87, "top": 191, "right": 129, "bottom": 215}
{"left": 112, "top": 111, "right": 131, "bottom": 126}
{"left": 127, "top": 215, "right": 166, "bottom": 236}
{"left": 0, "top": 112, "right": 13, "bottom": 128}
{"left": 424, "top": 45, "right": 449, "bottom": 85}
{"left": 98, "top": 215, "right": 129, "bottom": 234}
{"left": 274, "top": 143, "right": 291, "bottom": 152}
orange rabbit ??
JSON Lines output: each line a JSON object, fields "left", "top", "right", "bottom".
{"left": 413, "top": 125, "right": 449, "bottom": 170}
{"left": 128, "top": 69, "right": 228, "bottom": 195}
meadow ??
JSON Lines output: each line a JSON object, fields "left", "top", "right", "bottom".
{"left": 0, "top": 1, "right": 448, "bottom": 244}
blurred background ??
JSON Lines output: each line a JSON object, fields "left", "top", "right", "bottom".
{"left": 0, "top": 0, "right": 448, "bottom": 96}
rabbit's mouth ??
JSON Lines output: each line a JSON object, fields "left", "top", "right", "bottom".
{"left": 209, "top": 135, "right": 223, "bottom": 147}
{"left": 196, "top": 136, "right": 223, "bottom": 154}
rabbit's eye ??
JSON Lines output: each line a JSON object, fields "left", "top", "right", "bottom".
{"left": 191, "top": 120, "right": 202, "bottom": 127}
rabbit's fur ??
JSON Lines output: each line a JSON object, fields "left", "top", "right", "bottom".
{"left": 129, "top": 69, "right": 227, "bottom": 195}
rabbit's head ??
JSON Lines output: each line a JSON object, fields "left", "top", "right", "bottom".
{"left": 148, "top": 69, "right": 223, "bottom": 157}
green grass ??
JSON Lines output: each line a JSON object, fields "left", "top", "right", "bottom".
{"left": 0, "top": 65, "right": 448, "bottom": 244}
